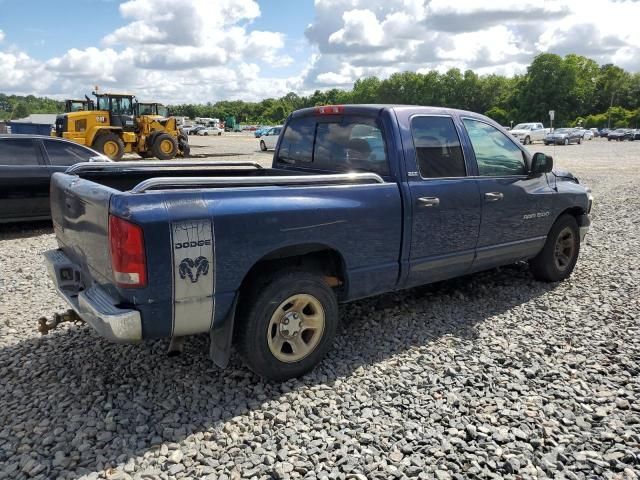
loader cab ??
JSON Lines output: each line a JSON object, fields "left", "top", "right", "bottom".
{"left": 94, "top": 93, "right": 137, "bottom": 132}
{"left": 136, "top": 102, "right": 169, "bottom": 118}
{"left": 64, "top": 99, "right": 93, "bottom": 113}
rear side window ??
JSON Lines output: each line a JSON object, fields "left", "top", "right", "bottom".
{"left": 411, "top": 116, "right": 466, "bottom": 178}
{"left": 277, "top": 115, "right": 389, "bottom": 175}
{"left": 43, "top": 140, "right": 93, "bottom": 166}
{"left": 0, "top": 139, "right": 40, "bottom": 166}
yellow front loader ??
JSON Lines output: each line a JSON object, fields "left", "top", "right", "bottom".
{"left": 53, "top": 92, "right": 189, "bottom": 160}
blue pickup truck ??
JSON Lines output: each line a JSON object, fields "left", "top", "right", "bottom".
{"left": 44, "top": 105, "right": 593, "bottom": 380}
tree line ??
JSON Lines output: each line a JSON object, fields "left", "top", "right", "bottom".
{"left": 169, "top": 54, "right": 640, "bottom": 129}
{"left": 2, "top": 53, "right": 639, "bottom": 128}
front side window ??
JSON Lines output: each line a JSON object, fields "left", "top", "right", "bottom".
{"left": 411, "top": 116, "right": 465, "bottom": 178}
{"left": 0, "top": 139, "right": 39, "bottom": 166}
{"left": 97, "top": 96, "right": 109, "bottom": 110}
{"left": 44, "top": 140, "right": 93, "bottom": 166}
{"left": 463, "top": 119, "right": 527, "bottom": 176}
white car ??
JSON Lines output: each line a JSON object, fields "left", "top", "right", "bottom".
{"left": 509, "top": 123, "right": 546, "bottom": 145}
{"left": 197, "top": 126, "right": 223, "bottom": 136}
{"left": 259, "top": 126, "right": 283, "bottom": 151}
{"left": 580, "top": 129, "right": 594, "bottom": 140}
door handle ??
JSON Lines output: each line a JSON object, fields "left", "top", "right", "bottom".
{"left": 418, "top": 196, "right": 440, "bottom": 207}
{"left": 484, "top": 192, "right": 504, "bottom": 202}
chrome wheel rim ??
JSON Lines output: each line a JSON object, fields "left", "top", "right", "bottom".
{"left": 267, "top": 293, "right": 325, "bottom": 363}
{"left": 554, "top": 227, "right": 575, "bottom": 271}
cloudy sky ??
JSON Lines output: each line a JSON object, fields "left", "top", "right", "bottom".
{"left": 1, "top": 0, "right": 639, "bottom": 103}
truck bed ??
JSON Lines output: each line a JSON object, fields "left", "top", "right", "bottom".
{"left": 69, "top": 161, "right": 300, "bottom": 192}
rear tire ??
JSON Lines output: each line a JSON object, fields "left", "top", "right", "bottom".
{"left": 237, "top": 270, "right": 338, "bottom": 381}
{"left": 529, "top": 214, "right": 580, "bottom": 282}
{"left": 151, "top": 133, "right": 178, "bottom": 160}
{"left": 93, "top": 133, "right": 125, "bottom": 161}
{"left": 260, "top": 140, "right": 267, "bottom": 151}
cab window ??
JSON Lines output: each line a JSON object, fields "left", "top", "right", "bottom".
{"left": 411, "top": 116, "right": 466, "bottom": 178}
{"left": 463, "top": 118, "right": 527, "bottom": 176}
{"left": 313, "top": 118, "right": 388, "bottom": 175}
{"left": 43, "top": 140, "right": 93, "bottom": 166}
{"left": 0, "top": 139, "right": 40, "bottom": 166}
{"left": 277, "top": 117, "right": 315, "bottom": 164}
{"left": 97, "top": 96, "right": 109, "bottom": 110}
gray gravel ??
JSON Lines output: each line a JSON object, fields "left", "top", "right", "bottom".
{"left": 1, "top": 138, "right": 639, "bottom": 479}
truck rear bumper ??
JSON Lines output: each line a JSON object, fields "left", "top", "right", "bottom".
{"left": 43, "top": 249, "right": 142, "bottom": 343}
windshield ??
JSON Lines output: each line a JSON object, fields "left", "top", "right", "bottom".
{"left": 555, "top": 128, "right": 571, "bottom": 133}
{"left": 512, "top": 124, "right": 531, "bottom": 130}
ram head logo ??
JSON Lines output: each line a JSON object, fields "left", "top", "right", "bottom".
{"left": 179, "top": 256, "right": 209, "bottom": 283}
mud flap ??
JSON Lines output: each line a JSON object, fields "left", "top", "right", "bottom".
{"left": 209, "top": 293, "right": 238, "bottom": 369}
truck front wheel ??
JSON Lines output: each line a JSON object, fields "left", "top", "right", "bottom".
{"left": 529, "top": 214, "right": 580, "bottom": 282}
{"left": 237, "top": 270, "right": 338, "bottom": 381}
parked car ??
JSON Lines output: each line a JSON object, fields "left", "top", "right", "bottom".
{"left": 544, "top": 128, "right": 583, "bottom": 145}
{"left": 0, "top": 135, "right": 109, "bottom": 223}
{"left": 580, "top": 129, "right": 594, "bottom": 140}
{"left": 589, "top": 128, "right": 599, "bottom": 137}
{"left": 259, "top": 126, "right": 283, "bottom": 151}
{"left": 254, "top": 126, "right": 272, "bottom": 138}
{"left": 632, "top": 129, "right": 640, "bottom": 141}
{"left": 509, "top": 122, "right": 546, "bottom": 145}
{"left": 607, "top": 129, "right": 633, "bottom": 141}
{"left": 197, "top": 126, "right": 223, "bottom": 136}
{"left": 186, "top": 125, "right": 205, "bottom": 135}
{"left": 43, "top": 105, "right": 592, "bottom": 381}
{"left": 599, "top": 128, "right": 611, "bottom": 138}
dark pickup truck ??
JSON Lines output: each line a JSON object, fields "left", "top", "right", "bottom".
{"left": 44, "top": 105, "right": 593, "bottom": 380}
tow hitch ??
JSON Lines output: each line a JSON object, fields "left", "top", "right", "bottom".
{"left": 37, "top": 309, "right": 85, "bottom": 335}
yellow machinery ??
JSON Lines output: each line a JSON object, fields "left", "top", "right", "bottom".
{"left": 64, "top": 98, "right": 93, "bottom": 112}
{"left": 53, "top": 92, "right": 188, "bottom": 160}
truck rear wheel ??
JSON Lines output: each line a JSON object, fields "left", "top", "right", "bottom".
{"left": 151, "top": 134, "right": 178, "bottom": 160}
{"left": 94, "top": 133, "right": 124, "bottom": 161}
{"left": 529, "top": 214, "right": 580, "bottom": 282}
{"left": 237, "top": 270, "right": 338, "bottom": 381}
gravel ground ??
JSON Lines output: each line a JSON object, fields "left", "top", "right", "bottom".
{"left": 1, "top": 138, "right": 639, "bottom": 480}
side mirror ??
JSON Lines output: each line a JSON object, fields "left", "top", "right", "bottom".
{"left": 530, "top": 152, "right": 553, "bottom": 176}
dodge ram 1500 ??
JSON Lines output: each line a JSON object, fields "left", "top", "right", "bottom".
{"left": 44, "top": 105, "right": 593, "bottom": 380}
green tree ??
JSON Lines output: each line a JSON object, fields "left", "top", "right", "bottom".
{"left": 518, "top": 53, "right": 577, "bottom": 125}
{"left": 12, "top": 103, "right": 30, "bottom": 119}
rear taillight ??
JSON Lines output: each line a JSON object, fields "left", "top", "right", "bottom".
{"left": 109, "top": 215, "right": 147, "bottom": 288}
{"left": 315, "top": 105, "right": 344, "bottom": 115}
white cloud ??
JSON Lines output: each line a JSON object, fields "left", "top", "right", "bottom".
{"left": 302, "top": 0, "right": 640, "bottom": 89}
{"left": 0, "top": 0, "right": 295, "bottom": 102}
{"left": 0, "top": 0, "right": 640, "bottom": 102}
{"left": 329, "top": 9, "right": 385, "bottom": 48}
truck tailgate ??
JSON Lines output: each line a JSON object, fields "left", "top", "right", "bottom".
{"left": 50, "top": 172, "right": 116, "bottom": 289}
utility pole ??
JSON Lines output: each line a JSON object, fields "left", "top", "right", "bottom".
{"left": 608, "top": 91, "right": 615, "bottom": 129}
